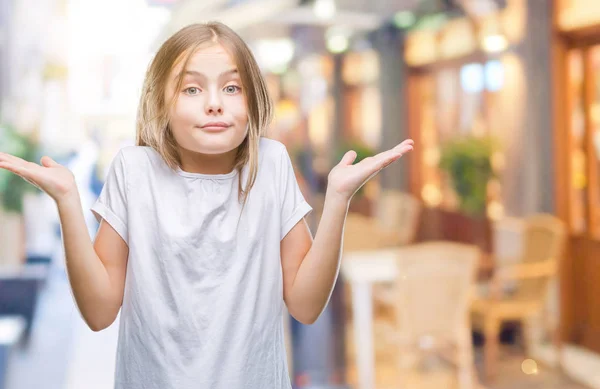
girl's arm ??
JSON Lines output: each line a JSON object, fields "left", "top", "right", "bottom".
{"left": 61, "top": 192, "right": 128, "bottom": 331}
{"left": 0, "top": 153, "right": 128, "bottom": 331}
{"left": 281, "top": 140, "right": 413, "bottom": 324}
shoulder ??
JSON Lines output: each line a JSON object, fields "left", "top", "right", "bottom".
{"left": 259, "top": 137, "right": 286, "bottom": 154}
{"left": 110, "top": 146, "right": 167, "bottom": 180}
{"left": 258, "top": 137, "right": 290, "bottom": 164}
{"left": 116, "top": 145, "right": 165, "bottom": 168}
{"left": 117, "top": 145, "right": 153, "bottom": 162}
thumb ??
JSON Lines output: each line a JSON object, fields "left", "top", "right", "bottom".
{"left": 40, "top": 156, "right": 59, "bottom": 167}
{"left": 339, "top": 150, "right": 357, "bottom": 166}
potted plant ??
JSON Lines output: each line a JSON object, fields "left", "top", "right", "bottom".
{"left": 437, "top": 134, "right": 498, "bottom": 251}
{"left": 0, "top": 124, "right": 40, "bottom": 266}
{"left": 439, "top": 134, "right": 497, "bottom": 217}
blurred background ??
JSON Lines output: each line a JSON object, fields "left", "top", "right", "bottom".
{"left": 0, "top": 0, "right": 599, "bottom": 388}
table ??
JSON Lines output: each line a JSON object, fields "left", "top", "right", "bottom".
{"left": 341, "top": 248, "right": 400, "bottom": 389}
{"left": 341, "top": 245, "right": 494, "bottom": 389}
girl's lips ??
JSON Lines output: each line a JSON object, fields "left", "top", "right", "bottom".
{"left": 200, "top": 122, "right": 231, "bottom": 132}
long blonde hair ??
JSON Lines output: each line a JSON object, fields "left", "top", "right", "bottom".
{"left": 136, "top": 22, "right": 273, "bottom": 204}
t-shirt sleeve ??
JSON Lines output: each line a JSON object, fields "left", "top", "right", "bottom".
{"left": 91, "top": 149, "right": 129, "bottom": 245}
{"left": 279, "top": 146, "right": 312, "bottom": 240}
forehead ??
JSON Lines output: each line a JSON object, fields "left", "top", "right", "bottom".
{"left": 172, "top": 43, "right": 238, "bottom": 75}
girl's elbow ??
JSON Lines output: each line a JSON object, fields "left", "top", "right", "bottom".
{"left": 285, "top": 295, "right": 324, "bottom": 325}
{"left": 83, "top": 309, "right": 118, "bottom": 332}
{"left": 294, "top": 315, "right": 317, "bottom": 325}
{"left": 89, "top": 322, "right": 108, "bottom": 332}
{"left": 290, "top": 309, "right": 322, "bottom": 325}
{"left": 303, "top": 316, "right": 319, "bottom": 325}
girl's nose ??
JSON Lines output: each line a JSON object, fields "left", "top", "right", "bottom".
{"left": 206, "top": 104, "right": 223, "bottom": 115}
{"left": 205, "top": 91, "right": 223, "bottom": 115}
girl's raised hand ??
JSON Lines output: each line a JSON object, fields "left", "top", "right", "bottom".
{"left": 0, "top": 152, "right": 77, "bottom": 204}
{"left": 327, "top": 139, "right": 414, "bottom": 202}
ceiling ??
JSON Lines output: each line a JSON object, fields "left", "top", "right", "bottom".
{"left": 332, "top": 0, "right": 421, "bottom": 15}
{"left": 153, "top": 0, "right": 503, "bottom": 51}
{"left": 155, "top": 0, "right": 421, "bottom": 47}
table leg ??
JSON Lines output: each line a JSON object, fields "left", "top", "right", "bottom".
{"left": 352, "top": 281, "right": 374, "bottom": 389}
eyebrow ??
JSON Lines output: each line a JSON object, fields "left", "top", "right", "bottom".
{"left": 177, "top": 68, "right": 239, "bottom": 80}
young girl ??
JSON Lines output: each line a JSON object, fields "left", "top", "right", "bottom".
{"left": 0, "top": 22, "right": 413, "bottom": 388}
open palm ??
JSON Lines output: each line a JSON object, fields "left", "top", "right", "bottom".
{"left": 328, "top": 139, "right": 414, "bottom": 200}
{"left": 0, "top": 152, "right": 77, "bottom": 204}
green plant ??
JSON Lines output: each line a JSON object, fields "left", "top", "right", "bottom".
{"left": 0, "top": 125, "right": 40, "bottom": 213}
{"left": 439, "top": 135, "right": 498, "bottom": 216}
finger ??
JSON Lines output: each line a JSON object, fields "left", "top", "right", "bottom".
{"left": 377, "top": 154, "right": 400, "bottom": 171}
{"left": 371, "top": 145, "right": 413, "bottom": 172}
{"left": 373, "top": 146, "right": 409, "bottom": 166}
{"left": 393, "top": 144, "right": 414, "bottom": 156}
{"left": 369, "top": 140, "right": 414, "bottom": 164}
{"left": 0, "top": 161, "right": 40, "bottom": 186}
{"left": 1, "top": 154, "right": 47, "bottom": 178}
{"left": 0, "top": 161, "right": 31, "bottom": 180}
{"left": 0, "top": 152, "right": 29, "bottom": 167}
{"left": 0, "top": 161, "right": 22, "bottom": 175}
{"left": 41, "top": 156, "right": 59, "bottom": 168}
{"left": 339, "top": 150, "right": 357, "bottom": 166}
{"left": 393, "top": 139, "right": 414, "bottom": 150}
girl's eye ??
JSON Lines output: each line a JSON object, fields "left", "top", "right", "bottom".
{"left": 224, "top": 85, "right": 241, "bottom": 94}
{"left": 184, "top": 87, "right": 200, "bottom": 95}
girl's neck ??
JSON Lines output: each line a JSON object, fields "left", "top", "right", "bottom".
{"left": 178, "top": 147, "right": 238, "bottom": 175}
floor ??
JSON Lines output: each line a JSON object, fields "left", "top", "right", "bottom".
{"left": 344, "top": 318, "right": 588, "bottom": 389}
{"left": 4, "top": 266, "right": 120, "bottom": 389}
{"left": 2, "top": 266, "right": 592, "bottom": 389}
{"left": 345, "top": 353, "right": 586, "bottom": 389}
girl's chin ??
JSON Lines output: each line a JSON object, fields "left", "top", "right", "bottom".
{"left": 180, "top": 136, "right": 244, "bottom": 155}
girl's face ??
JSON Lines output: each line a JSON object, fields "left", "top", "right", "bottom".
{"left": 166, "top": 43, "right": 248, "bottom": 156}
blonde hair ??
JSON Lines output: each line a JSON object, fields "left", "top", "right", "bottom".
{"left": 136, "top": 22, "right": 273, "bottom": 204}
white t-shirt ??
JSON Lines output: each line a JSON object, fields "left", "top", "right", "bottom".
{"left": 91, "top": 138, "right": 312, "bottom": 389}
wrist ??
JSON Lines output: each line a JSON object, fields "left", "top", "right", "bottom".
{"left": 324, "top": 187, "right": 351, "bottom": 210}
{"left": 56, "top": 187, "right": 81, "bottom": 208}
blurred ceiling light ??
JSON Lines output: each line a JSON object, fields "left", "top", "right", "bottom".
{"left": 313, "top": 0, "right": 336, "bottom": 20}
{"left": 482, "top": 33, "right": 508, "bottom": 53}
{"left": 393, "top": 11, "right": 416, "bottom": 29}
{"left": 254, "top": 39, "right": 295, "bottom": 73}
{"left": 326, "top": 26, "right": 351, "bottom": 54}
{"left": 327, "top": 35, "right": 349, "bottom": 54}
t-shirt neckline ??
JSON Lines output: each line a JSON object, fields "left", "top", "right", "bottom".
{"left": 175, "top": 166, "right": 238, "bottom": 180}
